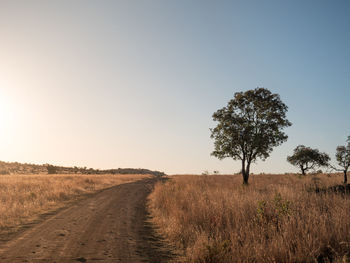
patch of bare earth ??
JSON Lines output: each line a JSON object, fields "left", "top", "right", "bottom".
{"left": 0, "top": 173, "right": 149, "bottom": 237}
{"left": 0, "top": 176, "right": 173, "bottom": 262}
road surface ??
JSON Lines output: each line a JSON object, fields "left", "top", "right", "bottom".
{"left": 0, "top": 178, "right": 172, "bottom": 263}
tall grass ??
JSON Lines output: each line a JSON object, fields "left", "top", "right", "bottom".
{"left": 0, "top": 173, "right": 150, "bottom": 236}
{"left": 149, "top": 174, "right": 350, "bottom": 262}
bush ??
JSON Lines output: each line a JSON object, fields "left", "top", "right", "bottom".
{"left": 0, "top": 169, "right": 10, "bottom": 175}
{"left": 47, "top": 165, "right": 58, "bottom": 174}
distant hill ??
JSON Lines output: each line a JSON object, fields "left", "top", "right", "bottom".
{"left": 0, "top": 161, "right": 165, "bottom": 177}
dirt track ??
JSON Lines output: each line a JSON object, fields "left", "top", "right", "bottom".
{"left": 0, "top": 178, "right": 172, "bottom": 263}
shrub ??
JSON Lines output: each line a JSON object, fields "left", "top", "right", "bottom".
{"left": 47, "top": 165, "right": 58, "bottom": 174}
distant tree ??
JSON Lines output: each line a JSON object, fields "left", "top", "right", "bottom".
{"left": 47, "top": 165, "right": 58, "bottom": 174}
{"left": 287, "top": 145, "right": 330, "bottom": 175}
{"left": 330, "top": 136, "right": 350, "bottom": 184}
{"left": 211, "top": 88, "right": 291, "bottom": 184}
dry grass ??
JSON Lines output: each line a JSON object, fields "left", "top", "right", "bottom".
{"left": 149, "top": 173, "right": 350, "bottom": 262}
{"left": 0, "top": 173, "right": 151, "bottom": 235}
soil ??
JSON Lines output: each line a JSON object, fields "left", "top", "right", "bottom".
{"left": 0, "top": 178, "right": 174, "bottom": 263}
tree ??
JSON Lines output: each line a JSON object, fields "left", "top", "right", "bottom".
{"left": 331, "top": 136, "right": 350, "bottom": 184}
{"left": 287, "top": 145, "right": 330, "bottom": 175}
{"left": 211, "top": 87, "right": 291, "bottom": 184}
{"left": 47, "top": 164, "right": 58, "bottom": 174}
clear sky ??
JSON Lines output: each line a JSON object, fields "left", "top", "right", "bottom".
{"left": 0, "top": 1, "right": 349, "bottom": 174}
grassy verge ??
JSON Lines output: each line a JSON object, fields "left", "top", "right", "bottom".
{"left": 148, "top": 174, "right": 350, "bottom": 262}
{"left": 0, "top": 173, "right": 151, "bottom": 236}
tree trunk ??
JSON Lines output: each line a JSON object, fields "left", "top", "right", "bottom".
{"left": 241, "top": 159, "right": 249, "bottom": 185}
{"left": 246, "top": 162, "right": 251, "bottom": 184}
{"left": 344, "top": 170, "right": 348, "bottom": 184}
{"left": 241, "top": 159, "right": 250, "bottom": 185}
{"left": 243, "top": 172, "right": 249, "bottom": 185}
{"left": 301, "top": 166, "right": 306, "bottom": 175}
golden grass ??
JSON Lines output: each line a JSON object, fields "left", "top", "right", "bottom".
{"left": 149, "top": 174, "right": 350, "bottom": 262}
{"left": 0, "top": 173, "right": 151, "bottom": 235}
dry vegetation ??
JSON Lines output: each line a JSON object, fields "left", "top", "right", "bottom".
{"left": 149, "top": 173, "right": 350, "bottom": 262}
{"left": 0, "top": 173, "right": 150, "bottom": 236}
{"left": 0, "top": 160, "right": 165, "bottom": 176}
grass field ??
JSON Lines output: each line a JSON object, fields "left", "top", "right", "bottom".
{"left": 0, "top": 173, "right": 151, "bottom": 236}
{"left": 149, "top": 173, "right": 350, "bottom": 262}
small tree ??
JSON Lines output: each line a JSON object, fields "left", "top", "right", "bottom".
{"left": 287, "top": 145, "right": 330, "bottom": 175}
{"left": 211, "top": 88, "right": 291, "bottom": 184}
{"left": 331, "top": 136, "right": 350, "bottom": 184}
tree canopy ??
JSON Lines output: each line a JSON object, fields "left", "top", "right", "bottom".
{"left": 287, "top": 145, "right": 330, "bottom": 175}
{"left": 211, "top": 87, "right": 291, "bottom": 184}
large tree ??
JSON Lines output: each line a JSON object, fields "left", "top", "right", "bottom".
{"left": 287, "top": 145, "right": 330, "bottom": 175}
{"left": 211, "top": 88, "right": 291, "bottom": 184}
{"left": 332, "top": 136, "right": 350, "bottom": 184}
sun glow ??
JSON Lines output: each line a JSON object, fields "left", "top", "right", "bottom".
{"left": 0, "top": 88, "right": 15, "bottom": 139}
{"left": 0, "top": 95, "right": 9, "bottom": 124}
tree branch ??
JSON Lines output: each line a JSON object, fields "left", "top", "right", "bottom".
{"left": 329, "top": 164, "right": 344, "bottom": 172}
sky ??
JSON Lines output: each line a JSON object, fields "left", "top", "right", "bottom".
{"left": 0, "top": 0, "right": 349, "bottom": 174}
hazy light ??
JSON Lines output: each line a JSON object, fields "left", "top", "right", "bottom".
{"left": 0, "top": 1, "right": 349, "bottom": 174}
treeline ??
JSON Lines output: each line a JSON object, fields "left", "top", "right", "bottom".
{"left": 0, "top": 161, "right": 165, "bottom": 177}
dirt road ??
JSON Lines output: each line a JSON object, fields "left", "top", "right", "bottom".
{"left": 0, "top": 178, "right": 172, "bottom": 263}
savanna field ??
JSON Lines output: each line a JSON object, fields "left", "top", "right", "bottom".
{"left": 149, "top": 174, "right": 350, "bottom": 262}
